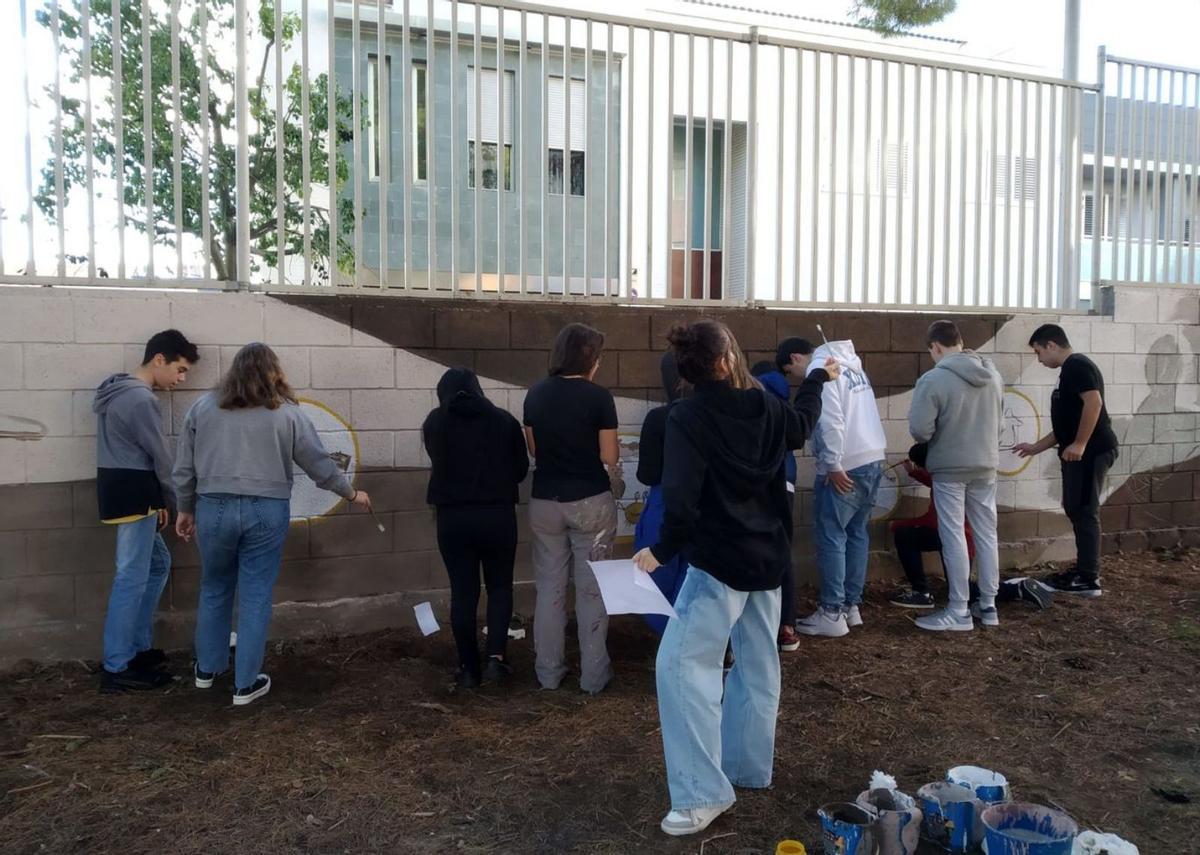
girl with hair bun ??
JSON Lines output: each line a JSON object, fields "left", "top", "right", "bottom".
{"left": 632, "top": 320, "right": 838, "bottom": 837}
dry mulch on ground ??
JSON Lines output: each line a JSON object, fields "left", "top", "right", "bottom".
{"left": 2, "top": 550, "right": 1198, "bottom": 855}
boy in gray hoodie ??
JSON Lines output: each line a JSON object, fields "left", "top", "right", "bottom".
{"left": 94, "top": 329, "right": 199, "bottom": 692}
{"left": 908, "top": 320, "right": 1004, "bottom": 632}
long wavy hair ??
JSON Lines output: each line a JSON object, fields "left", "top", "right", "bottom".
{"left": 218, "top": 343, "right": 297, "bottom": 410}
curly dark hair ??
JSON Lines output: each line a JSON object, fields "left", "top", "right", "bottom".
{"left": 666, "top": 320, "right": 759, "bottom": 389}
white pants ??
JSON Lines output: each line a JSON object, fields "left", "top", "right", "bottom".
{"left": 932, "top": 478, "right": 999, "bottom": 612}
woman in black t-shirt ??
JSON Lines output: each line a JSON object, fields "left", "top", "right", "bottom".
{"left": 522, "top": 323, "right": 619, "bottom": 694}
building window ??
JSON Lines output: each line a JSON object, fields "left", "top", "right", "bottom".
{"left": 467, "top": 67, "right": 515, "bottom": 191}
{"left": 873, "top": 141, "right": 908, "bottom": 195}
{"left": 1084, "top": 193, "right": 1095, "bottom": 238}
{"left": 367, "top": 54, "right": 391, "bottom": 181}
{"left": 413, "top": 61, "right": 428, "bottom": 183}
{"left": 548, "top": 75, "right": 586, "bottom": 196}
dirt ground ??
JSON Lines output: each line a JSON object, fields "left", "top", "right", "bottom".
{"left": 2, "top": 549, "right": 1198, "bottom": 855}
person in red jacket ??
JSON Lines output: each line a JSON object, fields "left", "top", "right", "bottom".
{"left": 888, "top": 460, "right": 974, "bottom": 609}
{"left": 889, "top": 457, "right": 1053, "bottom": 610}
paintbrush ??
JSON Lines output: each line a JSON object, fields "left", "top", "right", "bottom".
{"left": 368, "top": 505, "right": 386, "bottom": 533}
{"left": 816, "top": 323, "right": 829, "bottom": 345}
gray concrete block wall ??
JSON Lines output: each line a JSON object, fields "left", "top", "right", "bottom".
{"left": 0, "top": 284, "right": 1197, "bottom": 664}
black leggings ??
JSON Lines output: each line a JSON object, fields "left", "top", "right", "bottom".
{"left": 436, "top": 504, "right": 517, "bottom": 678}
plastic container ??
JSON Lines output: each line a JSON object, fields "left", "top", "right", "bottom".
{"left": 947, "top": 765, "right": 1011, "bottom": 804}
{"left": 776, "top": 841, "right": 807, "bottom": 855}
{"left": 917, "top": 781, "right": 985, "bottom": 852}
{"left": 982, "top": 802, "right": 1079, "bottom": 855}
{"left": 818, "top": 802, "right": 876, "bottom": 855}
{"left": 857, "top": 788, "right": 922, "bottom": 855}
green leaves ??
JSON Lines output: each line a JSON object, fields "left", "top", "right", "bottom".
{"left": 853, "top": 0, "right": 957, "bottom": 37}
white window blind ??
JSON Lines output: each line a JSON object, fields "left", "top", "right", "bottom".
{"left": 466, "top": 68, "right": 515, "bottom": 144}
{"left": 874, "top": 141, "right": 908, "bottom": 195}
{"left": 548, "top": 75, "right": 586, "bottom": 151}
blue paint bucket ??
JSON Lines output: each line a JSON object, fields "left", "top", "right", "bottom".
{"left": 818, "top": 802, "right": 877, "bottom": 855}
{"left": 917, "top": 781, "right": 984, "bottom": 852}
{"left": 947, "top": 765, "right": 1010, "bottom": 804}
{"left": 981, "top": 802, "right": 1078, "bottom": 855}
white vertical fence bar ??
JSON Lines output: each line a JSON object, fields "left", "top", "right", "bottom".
{"left": 51, "top": 0, "right": 66, "bottom": 277}
{"left": 498, "top": 7, "right": 507, "bottom": 296}
{"left": 426, "top": 0, "right": 437, "bottom": 291}
{"left": 111, "top": 0, "right": 124, "bottom": 278}
{"left": 541, "top": 12, "right": 549, "bottom": 296}
{"left": 972, "top": 73, "right": 983, "bottom": 305}
{"left": 1192, "top": 70, "right": 1200, "bottom": 283}
{"left": 893, "top": 63, "right": 905, "bottom": 304}
{"left": 1071, "top": 87, "right": 1084, "bottom": 304}
{"left": 623, "top": 23, "right": 633, "bottom": 296}
{"left": 773, "top": 46, "right": 783, "bottom": 300}
{"left": 683, "top": 33, "right": 694, "bottom": 300}
{"left": 82, "top": 0, "right": 96, "bottom": 279}
{"left": 473, "top": 3, "right": 482, "bottom": 293}
{"left": 141, "top": 0, "right": 154, "bottom": 278}
{"left": 351, "top": 0, "right": 363, "bottom": 287}
{"left": 1031, "top": 81, "right": 1043, "bottom": 305}
{"left": 861, "top": 57, "right": 871, "bottom": 303}
{"left": 1088, "top": 51, "right": 1104, "bottom": 291}
{"left": 950, "top": 70, "right": 962, "bottom": 304}
{"left": 720, "top": 36, "right": 731, "bottom": 299}
{"left": 827, "top": 53, "right": 838, "bottom": 302}
{"left": 1165, "top": 70, "right": 1178, "bottom": 277}
{"left": 1002, "top": 77, "right": 1012, "bottom": 306}
{"left": 402, "top": 0, "right": 412, "bottom": 289}
{"left": 235, "top": 0, "right": 251, "bottom": 284}
{"left": 301, "top": 0, "right": 312, "bottom": 287}
{"left": 1045, "top": 84, "right": 1058, "bottom": 305}
{"left": 909, "top": 63, "right": 920, "bottom": 302}
{"left": 583, "top": 20, "right": 592, "bottom": 298}
{"left": 791, "top": 47, "right": 802, "bottom": 300}
{"left": 1017, "top": 80, "right": 1028, "bottom": 305}
{"left": 664, "top": 28, "right": 673, "bottom": 299}
{"left": 809, "top": 52, "right": 820, "bottom": 301}
{"left": 563, "top": 15, "right": 571, "bottom": 295}
{"left": 987, "top": 74, "right": 998, "bottom": 304}
{"left": 745, "top": 28, "right": 756, "bottom": 298}
{"left": 603, "top": 22, "right": 612, "bottom": 297}
{"left": 200, "top": 0, "right": 213, "bottom": 280}
{"left": 644, "top": 27, "right": 653, "bottom": 298}
{"left": 518, "top": 10, "right": 527, "bottom": 294}
{"left": 928, "top": 66, "right": 939, "bottom": 302}
{"left": 1110, "top": 61, "right": 1122, "bottom": 283}
{"left": 170, "top": 0, "right": 183, "bottom": 277}
{"left": 275, "top": 0, "right": 285, "bottom": 287}
{"left": 844, "top": 55, "right": 855, "bottom": 303}
{"left": 1125, "top": 65, "right": 1136, "bottom": 282}
{"left": 877, "top": 60, "right": 887, "bottom": 304}
{"left": 1137, "top": 68, "right": 1150, "bottom": 281}
{"left": 21, "top": 0, "right": 34, "bottom": 275}
{"left": 326, "top": 0, "right": 337, "bottom": 286}
{"left": 377, "top": 0, "right": 388, "bottom": 289}
{"left": 701, "top": 35, "right": 713, "bottom": 301}
{"left": 448, "top": 0, "right": 458, "bottom": 293}
{"left": 1149, "top": 68, "right": 1163, "bottom": 283}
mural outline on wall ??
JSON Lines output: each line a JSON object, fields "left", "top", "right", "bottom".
{"left": 612, "top": 431, "right": 646, "bottom": 544}
{"left": 998, "top": 387, "right": 1041, "bottom": 477}
{"left": 292, "top": 397, "right": 360, "bottom": 523}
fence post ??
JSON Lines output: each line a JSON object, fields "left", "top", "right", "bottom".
{"left": 1092, "top": 46, "right": 1107, "bottom": 295}
{"left": 234, "top": 0, "right": 251, "bottom": 288}
{"left": 745, "top": 26, "right": 758, "bottom": 307}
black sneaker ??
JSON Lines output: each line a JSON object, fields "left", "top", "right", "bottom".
{"left": 889, "top": 590, "right": 936, "bottom": 609}
{"left": 482, "top": 657, "right": 513, "bottom": 684}
{"left": 1018, "top": 578, "right": 1056, "bottom": 609}
{"left": 99, "top": 667, "right": 173, "bottom": 694}
{"left": 456, "top": 668, "right": 481, "bottom": 689}
{"left": 130, "top": 648, "right": 168, "bottom": 671}
{"left": 232, "top": 674, "right": 271, "bottom": 706}
{"left": 1043, "top": 570, "right": 1102, "bottom": 598}
{"left": 194, "top": 663, "right": 227, "bottom": 689}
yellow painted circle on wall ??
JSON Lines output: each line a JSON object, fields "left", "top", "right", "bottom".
{"left": 998, "top": 387, "right": 1041, "bottom": 477}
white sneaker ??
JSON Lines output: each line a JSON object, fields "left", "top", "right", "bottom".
{"left": 971, "top": 603, "right": 1000, "bottom": 627}
{"left": 796, "top": 607, "right": 849, "bottom": 638}
{"left": 916, "top": 608, "right": 974, "bottom": 632}
{"left": 845, "top": 605, "right": 863, "bottom": 628}
{"left": 660, "top": 803, "right": 732, "bottom": 836}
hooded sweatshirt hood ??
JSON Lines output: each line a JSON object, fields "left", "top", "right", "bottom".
{"left": 676, "top": 380, "right": 786, "bottom": 495}
{"left": 435, "top": 367, "right": 490, "bottom": 416}
{"left": 805, "top": 340, "right": 886, "bottom": 476}
{"left": 935, "top": 351, "right": 996, "bottom": 387}
{"left": 909, "top": 350, "right": 1004, "bottom": 482}
{"left": 93, "top": 373, "right": 149, "bottom": 414}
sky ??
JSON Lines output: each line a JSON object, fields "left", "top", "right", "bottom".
{"left": 2, "top": 0, "right": 1198, "bottom": 281}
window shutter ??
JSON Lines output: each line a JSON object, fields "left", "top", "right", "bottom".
{"left": 467, "top": 69, "right": 514, "bottom": 143}
{"left": 548, "top": 76, "right": 586, "bottom": 151}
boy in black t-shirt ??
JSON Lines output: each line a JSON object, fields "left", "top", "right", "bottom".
{"left": 1014, "top": 324, "right": 1119, "bottom": 597}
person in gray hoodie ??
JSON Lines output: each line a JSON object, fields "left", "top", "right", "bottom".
{"left": 908, "top": 320, "right": 1004, "bottom": 632}
{"left": 95, "top": 329, "right": 199, "bottom": 694}
{"left": 173, "top": 343, "right": 372, "bottom": 706}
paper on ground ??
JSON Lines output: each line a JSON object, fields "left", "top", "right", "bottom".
{"left": 588, "top": 559, "right": 678, "bottom": 619}
{"left": 413, "top": 601, "right": 440, "bottom": 636}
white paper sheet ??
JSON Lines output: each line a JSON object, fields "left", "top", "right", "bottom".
{"left": 413, "top": 601, "right": 440, "bottom": 636}
{"left": 588, "top": 559, "right": 678, "bottom": 619}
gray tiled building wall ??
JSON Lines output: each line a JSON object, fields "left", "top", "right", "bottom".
{"left": 335, "top": 24, "right": 622, "bottom": 285}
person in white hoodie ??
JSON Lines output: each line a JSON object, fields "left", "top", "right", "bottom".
{"left": 908, "top": 320, "right": 1004, "bottom": 632}
{"left": 796, "top": 339, "right": 888, "bottom": 638}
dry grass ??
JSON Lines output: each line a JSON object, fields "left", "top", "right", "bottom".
{"left": 2, "top": 550, "right": 1198, "bottom": 854}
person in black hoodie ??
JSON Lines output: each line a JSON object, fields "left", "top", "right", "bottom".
{"left": 632, "top": 320, "right": 836, "bottom": 837}
{"left": 423, "top": 368, "right": 530, "bottom": 688}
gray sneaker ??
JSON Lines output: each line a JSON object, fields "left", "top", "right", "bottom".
{"left": 971, "top": 604, "right": 1000, "bottom": 627}
{"left": 915, "top": 608, "right": 974, "bottom": 632}
{"left": 795, "top": 607, "right": 849, "bottom": 638}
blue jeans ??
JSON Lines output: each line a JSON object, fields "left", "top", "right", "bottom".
{"left": 633, "top": 485, "right": 689, "bottom": 636}
{"left": 193, "top": 494, "right": 291, "bottom": 691}
{"left": 813, "top": 460, "right": 883, "bottom": 610}
{"left": 656, "top": 566, "right": 781, "bottom": 810}
{"left": 102, "top": 513, "right": 171, "bottom": 673}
